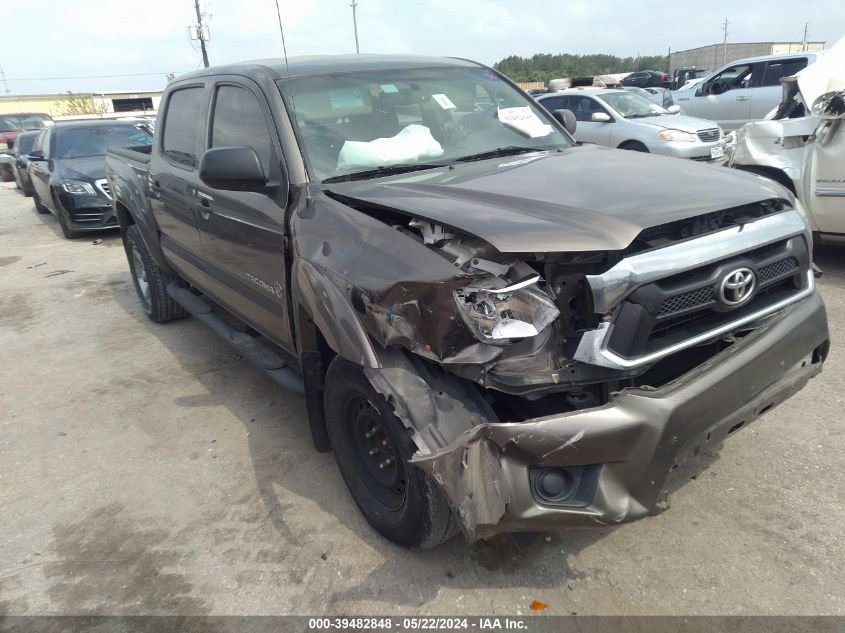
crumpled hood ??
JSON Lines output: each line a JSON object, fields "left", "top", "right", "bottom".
{"left": 635, "top": 114, "right": 720, "bottom": 132}
{"left": 326, "top": 145, "right": 787, "bottom": 252}
{"left": 56, "top": 155, "right": 107, "bottom": 181}
{"left": 797, "top": 35, "right": 844, "bottom": 108}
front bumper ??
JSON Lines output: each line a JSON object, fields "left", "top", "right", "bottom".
{"left": 56, "top": 190, "right": 118, "bottom": 231}
{"left": 649, "top": 137, "right": 728, "bottom": 160}
{"left": 413, "top": 291, "right": 828, "bottom": 540}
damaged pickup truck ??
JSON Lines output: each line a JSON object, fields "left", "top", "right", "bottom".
{"left": 105, "top": 54, "right": 829, "bottom": 549}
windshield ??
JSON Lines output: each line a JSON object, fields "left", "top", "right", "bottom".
{"left": 278, "top": 66, "right": 573, "bottom": 181}
{"left": 598, "top": 91, "right": 668, "bottom": 118}
{"left": 0, "top": 114, "right": 51, "bottom": 132}
{"left": 54, "top": 124, "right": 152, "bottom": 159}
{"left": 16, "top": 133, "right": 37, "bottom": 155}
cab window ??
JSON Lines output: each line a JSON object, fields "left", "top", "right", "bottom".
{"left": 706, "top": 64, "right": 753, "bottom": 94}
{"left": 761, "top": 59, "right": 808, "bottom": 87}
{"left": 210, "top": 84, "right": 277, "bottom": 177}
{"left": 162, "top": 87, "right": 205, "bottom": 168}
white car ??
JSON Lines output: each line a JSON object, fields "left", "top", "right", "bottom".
{"left": 673, "top": 52, "right": 822, "bottom": 130}
{"left": 537, "top": 88, "right": 727, "bottom": 161}
{"left": 729, "top": 37, "right": 845, "bottom": 236}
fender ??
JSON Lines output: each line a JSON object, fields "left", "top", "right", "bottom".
{"left": 110, "top": 174, "right": 174, "bottom": 275}
{"left": 291, "top": 257, "right": 380, "bottom": 368}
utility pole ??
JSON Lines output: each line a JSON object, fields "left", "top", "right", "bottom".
{"left": 0, "top": 62, "right": 9, "bottom": 94}
{"left": 350, "top": 0, "right": 360, "bottom": 54}
{"left": 801, "top": 22, "right": 809, "bottom": 51}
{"left": 722, "top": 18, "right": 730, "bottom": 65}
{"left": 193, "top": 0, "right": 210, "bottom": 68}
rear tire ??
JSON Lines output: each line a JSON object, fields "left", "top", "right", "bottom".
{"left": 324, "top": 357, "right": 458, "bottom": 550}
{"left": 125, "top": 224, "right": 187, "bottom": 323}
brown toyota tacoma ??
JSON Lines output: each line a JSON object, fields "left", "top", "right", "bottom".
{"left": 105, "top": 55, "right": 829, "bottom": 549}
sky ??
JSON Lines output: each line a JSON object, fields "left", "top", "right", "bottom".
{"left": 1, "top": 0, "right": 843, "bottom": 95}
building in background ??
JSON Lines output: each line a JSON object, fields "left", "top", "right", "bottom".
{"left": 669, "top": 41, "right": 825, "bottom": 75}
{"left": 0, "top": 90, "right": 163, "bottom": 119}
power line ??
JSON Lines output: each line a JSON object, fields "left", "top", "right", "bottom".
{"left": 5, "top": 72, "right": 186, "bottom": 82}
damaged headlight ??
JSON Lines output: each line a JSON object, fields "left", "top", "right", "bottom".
{"left": 454, "top": 275, "right": 559, "bottom": 345}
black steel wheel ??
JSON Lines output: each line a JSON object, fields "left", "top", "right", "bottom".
{"left": 324, "top": 357, "right": 458, "bottom": 549}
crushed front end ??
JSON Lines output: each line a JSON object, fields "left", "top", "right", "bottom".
{"left": 344, "top": 200, "right": 829, "bottom": 540}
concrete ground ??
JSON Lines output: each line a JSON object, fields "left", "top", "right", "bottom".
{"left": 0, "top": 180, "right": 842, "bottom": 616}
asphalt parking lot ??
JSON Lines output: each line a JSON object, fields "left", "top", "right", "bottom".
{"left": 0, "top": 179, "right": 843, "bottom": 617}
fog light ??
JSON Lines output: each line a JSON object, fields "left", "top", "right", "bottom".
{"left": 529, "top": 465, "right": 601, "bottom": 508}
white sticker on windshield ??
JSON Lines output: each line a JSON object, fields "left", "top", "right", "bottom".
{"left": 497, "top": 106, "right": 552, "bottom": 138}
{"left": 432, "top": 93, "right": 456, "bottom": 110}
{"left": 380, "top": 84, "right": 399, "bottom": 94}
{"left": 329, "top": 88, "right": 365, "bottom": 109}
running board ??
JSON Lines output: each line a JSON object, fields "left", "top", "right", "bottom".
{"left": 166, "top": 282, "right": 305, "bottom": 397}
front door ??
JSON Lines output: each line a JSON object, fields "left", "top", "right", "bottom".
{"left": 568, "top": 96, "right": 614, "bottom": 146}
{"left": 687, "top": 62, "right": 754, "bottom": 130}
{"left": 195, "top": 80, "right": 294, "bottom": 352}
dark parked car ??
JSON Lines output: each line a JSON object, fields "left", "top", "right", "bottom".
{"left": 105, "top": 54, "right": 827, "bottom": 549}
{"left": 621, "top": 70, "right": 670, "bottom": 88}
{"left": 0, "top": 112, "right": 52, "bottom": 181}
{"left": 10, "top": 130, "right": 40, "bottom": 195}
{"left": 27, "top": 120, "right": 152, "bottom": 238}
{"left": 526, "top": 88, "right": 548, "bottom": 97}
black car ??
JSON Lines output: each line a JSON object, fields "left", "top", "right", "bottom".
{"left": 10, "top": 130, "right": 40, "bottom": 196}
{"left": 621, "top": 70, "right": 670, "bottom": 88}
{"left": 27, "top": 121, "right": 152, "bottom": 238}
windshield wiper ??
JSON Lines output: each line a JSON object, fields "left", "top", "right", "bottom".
{"left": 323, "top": 162, "right": 447, "bottom": 183}
{"left": 450, "top": 146, "right": 545, "bottom": 163}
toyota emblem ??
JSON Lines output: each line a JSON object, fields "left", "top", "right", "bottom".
{"left": 719, "top": 267, "right": 756, "bottom": 307}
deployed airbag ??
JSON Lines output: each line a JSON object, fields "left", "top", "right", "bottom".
{"left": 337, "top": 124, "right": 444, "bottom": 169}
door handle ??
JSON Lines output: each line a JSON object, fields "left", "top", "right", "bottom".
{"left": 736, "top": 96, "right": 749, "bottom": 101}
{"left": 194, "top": 190, "right": 214, "bottom": 220}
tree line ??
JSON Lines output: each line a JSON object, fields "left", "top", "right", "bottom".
{"left": 493, "top": 53, "right": 670, "bottom": 83}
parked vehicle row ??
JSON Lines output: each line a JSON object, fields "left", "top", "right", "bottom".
{"left": 9, "top": 130, "right": 39, "bottom": 195}
{"left": 25, "top": 121, "right": 153, "bottom": 238}
{"left": 101, "top": 54, "right": 828, "bottom": 549}
{"left": 0, "top": 112, "right": 53, "bottom": 181}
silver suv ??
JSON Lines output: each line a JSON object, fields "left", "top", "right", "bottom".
{"left": 673, "top": 52, "right": 821, "bottom": 130}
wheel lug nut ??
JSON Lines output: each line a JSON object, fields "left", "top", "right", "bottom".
{"left": 368, "top": 448, "right": 379, "bottom": 456}
{"left": 378, "top": 457, "right": 394, "bottom": 469}
{"left": 365, "top": 429, "right": 376, "bottom": 438}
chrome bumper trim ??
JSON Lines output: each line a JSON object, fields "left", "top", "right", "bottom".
{"left": 586, "top": 209, "right": 808, "bottom": 314}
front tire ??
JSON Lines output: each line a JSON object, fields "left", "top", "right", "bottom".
{"left": 125, "top": 224, "right": 187, "bottom": 323}
{"left": 324, "top": 358, "right": 458, "bottom": 549}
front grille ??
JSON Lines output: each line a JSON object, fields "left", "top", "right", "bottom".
{"left": 658, "top": 286, "right": 715, "bottom": 317}
{"left": 95, "top": 179, "right": 111, "bottom": 200}
{"left": 697, "top": 128, "right": 720, "bottom": 142}
{"left": 606, "top": 236, "right": 810, "bottom": 359}
{"left": 759, "top": 256, "right": 799, "bottom": 284}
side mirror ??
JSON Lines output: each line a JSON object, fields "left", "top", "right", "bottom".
{"left": 591, "top": 112, "right": 612, "bottom": 122}
{"left": 551, "top": 109, "right": 577, "bottom": 135}
{"left": 811, "top": 89, "right": 845, "bottom": 121}
{"left": 199, "top": 146, "right": 268, "bottom": 191}
{"left": 666, "top": 105, "right": 681, "bottom": 114}
{"left": 27, "top": 150, "right": 46, "bottom": 161}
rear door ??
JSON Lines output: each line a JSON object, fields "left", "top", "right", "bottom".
{"left": 686, "top": 62, "right": 754, "bottom": 129}
{"left": 195, "top": 78, "right": 294, "bottom": 352}
{"left": 751, "top": 57, "right": 809, "bottom": 120}
{"left": 150, "top": 84, "right": 210, "bottom": 288}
